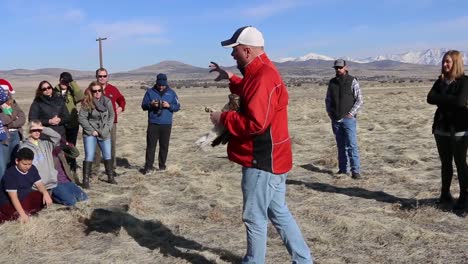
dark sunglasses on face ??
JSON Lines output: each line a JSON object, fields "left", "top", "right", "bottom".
{"left": 41, "top": 86, "right": 52, "bottom": 91}
{"left": 97, "top": 75, "right": 108, "bottom": 78}
{"left": 334, "top": 66, "right": 344, "bottom": 70}
{"left": 30, "top": 129, "right": 43, "bottom": 133}
{"left": 91, "top": 89, "right": 103, "bottom": 94}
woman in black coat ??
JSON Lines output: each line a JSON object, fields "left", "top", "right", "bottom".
{"left": 427, "top": 50, "right": 468, "bottom": 210}
{"left": 29, "top": 81, "right": 70, "bottom": 140}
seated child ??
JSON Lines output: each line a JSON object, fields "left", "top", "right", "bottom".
{"left": 0, "top": 148, "right": 52, "bottom": 223}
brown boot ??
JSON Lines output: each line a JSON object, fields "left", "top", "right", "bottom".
{"left": 104, "top": 159, "right": 117, "bottom": 184}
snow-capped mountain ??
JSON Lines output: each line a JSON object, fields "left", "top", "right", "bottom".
{"left": 276, "top": 52, "right": 335, "bottom": 63}
{"left": 275, "top": 48, "right": 467, "bottom": 65}
{"left": 359, "top": 48, "right": 468, "bottom": 65}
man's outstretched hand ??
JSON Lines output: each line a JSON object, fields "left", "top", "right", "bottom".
{"left": 209, "top": 62, "right": 233, "bottom": 81}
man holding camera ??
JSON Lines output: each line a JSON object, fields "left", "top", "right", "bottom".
{"left": 140, "top": 73, "right": 180, "bottom": 175}
{"left": 54, "top": 72, "right": 84, "bottom": 174}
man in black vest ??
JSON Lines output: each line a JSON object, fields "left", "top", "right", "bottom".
{"left": 325, "top": 59, "right": 363, "bottom": 179}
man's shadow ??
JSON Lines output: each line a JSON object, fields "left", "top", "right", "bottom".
{"left": 84, "top": 208, "right": 242, "bottom": 264}
{"left": 286, "top": 179, "right": 432, "bottom": 209}
{"left": 286, "top": 178, "right": 466, "bottom": 216}
{"left": 298, "top": 163, "right": 461, "bottom": 211}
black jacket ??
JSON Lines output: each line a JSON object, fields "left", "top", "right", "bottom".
{"left": 427, "top": 75, "right": 468, "bottom": 134}
{"left": 29, "top": 95, "right": 70, "bottom": 139}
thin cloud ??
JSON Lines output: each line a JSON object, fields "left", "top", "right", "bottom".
{"left": 137, "top": 37, "right": 171, "bottom": 45}
{"left": 90, "top": 21, "right": 164, "bottom": 40}
{"left": 350, "top": 25, "right": 370, "bottom": 33}
{"left": 435, "top": 16, "right": 468, "bottom": 30}
{"left": 243, "top": 0, "right": 304, "bottom": 18}
{"left": 63, "top": 9, "right": 85, "bottom": 22}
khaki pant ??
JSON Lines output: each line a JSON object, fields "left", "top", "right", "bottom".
{"left": 92, "top": 123, "right": 117, "bottom": 171}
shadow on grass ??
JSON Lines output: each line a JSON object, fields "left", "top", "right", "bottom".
{"left": 116, "top": 157, "right": 139, "bottom": 169}
{"left": 84, "top": 208, "right": 242, "bottom": 264}
{"left": 300, "top": 163, "right": 334, "bottom": 176}
{"left": 286, "top": 179, "right": 466, "bottom": 216}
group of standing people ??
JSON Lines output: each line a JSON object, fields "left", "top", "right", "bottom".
{"left": 0, "top": 68, "right": 127, "bottom": 223}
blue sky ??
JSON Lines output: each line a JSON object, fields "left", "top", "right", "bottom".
{"left": 1, "top": 0, "right": 468, "bottom": 72}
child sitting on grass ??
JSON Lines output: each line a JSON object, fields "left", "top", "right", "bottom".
{"left": 0, "top": 148, "right": 52, "bottom": 223}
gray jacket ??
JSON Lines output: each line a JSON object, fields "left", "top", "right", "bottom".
{"left": 78, "top": 96, "right": 115, "bottom": 140}
{"left": 19, "top": 127, "right": 60, "bottom": 190}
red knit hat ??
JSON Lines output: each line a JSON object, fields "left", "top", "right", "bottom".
{"left": 0, "top": 79, "right": 15, "bottom": 94}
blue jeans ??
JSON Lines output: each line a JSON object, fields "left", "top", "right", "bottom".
{"left": 83, "top": 136, "right": 111, "bottom": 162}
{"left": 331, "top": 117, "right": 361, "bottom": 173}
{"left": 52, "top": 182, "right": 88, "bottom": 206}
{"left": 0, "top": 131, "right": 20, "bottom": 180}
{"left": 241, "top": 167, "right": 313, "bottom": 264}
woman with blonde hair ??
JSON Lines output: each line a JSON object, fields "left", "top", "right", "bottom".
{"left": 78, "top": 81, "right": 116, "bottom": 188}
{"left": 427, "top": 50, "right": 468, "bottom": 210}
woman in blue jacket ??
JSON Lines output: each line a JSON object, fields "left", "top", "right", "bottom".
{"left": 140, "top": 73, "right": 180, "bottom": 175}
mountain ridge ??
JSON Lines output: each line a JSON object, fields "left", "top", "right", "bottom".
{"left": 0, "top": 58, "right": 442, "bottom": 81}
{"left": 275, "top": 48, "right": 468, "bottom": 65}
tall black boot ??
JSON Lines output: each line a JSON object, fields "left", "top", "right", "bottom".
{"left": 454, "top": 176, "right": 468, "bottom": 210}
{"left": 439, "top": 172, "right": 453, "bottom": 204}
{"left": 82, "top": 161, "right": 92, "bottom": 189}
{"left": 104, "top": 159, "right": 117, "bottom": 185}
{"left": 454, "top": 191, "right": 468, "bottom": 210}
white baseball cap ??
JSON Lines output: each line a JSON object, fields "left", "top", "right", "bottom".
{"left": 221, "top": 26, "right": 265, "bottom": 48}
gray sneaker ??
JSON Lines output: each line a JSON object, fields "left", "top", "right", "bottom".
{"left": 334, "top": 170, "right": 348, "bottom": 178}
{"left": 351, "top": 172, "right": 361, "bottom": 179}
{"left": 155, "top": 168, "right": 166, "bottom": 173}
{"left": 139, "top": 168, "right": 155, "bottom": 176}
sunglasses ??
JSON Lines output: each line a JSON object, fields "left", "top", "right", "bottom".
{"left": 91, "top": 89, "right": 103, "bottom": 94}
{"left": 97, "top": 75, "right": 108, "bottom": 78}
{"left": 41, "top": 86, "right": 52, "bottom": 91}
{"left": 30, "top": 129, "right": 43, "bottom": 133}
{"left": 334, "top": 66, "right": 344, "bottom": 70}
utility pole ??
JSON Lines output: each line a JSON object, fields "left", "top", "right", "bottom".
{"left": 96, "top": 37, "right": 107, "bottom": 68}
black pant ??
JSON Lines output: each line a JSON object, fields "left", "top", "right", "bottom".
{"left": 435, "top": 135, "right": 468, "bottom": 193}
{"left": 144, "top": 124, "right": 172, "bottom": 170}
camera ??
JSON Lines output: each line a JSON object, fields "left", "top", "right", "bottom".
{"left": 152, "top": 99, "right": 164, "bottom": 116}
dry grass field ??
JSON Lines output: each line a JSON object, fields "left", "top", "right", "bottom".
{"left": 0, "top": 79, "right": 467, "bottom": 264}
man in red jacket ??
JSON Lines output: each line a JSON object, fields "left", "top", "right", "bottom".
{"left": 92, "top": 68, "right": 126, "bottom": 175}
{"left": 209, "top": 26, "right": 313, "bottom": 264}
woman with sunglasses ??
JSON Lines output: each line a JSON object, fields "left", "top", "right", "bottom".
{"left": 427, "top": 50, "right": 468, "bottom": 210}
{"left": 28, "top": 81, "right": 70, "bottom": 140}
{"left": 78, "top": 81, "right": 116, "bottom": 188}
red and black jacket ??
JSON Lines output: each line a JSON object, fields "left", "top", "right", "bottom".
{"left": 221, "top": 53, "right": 292, "bottom": 174}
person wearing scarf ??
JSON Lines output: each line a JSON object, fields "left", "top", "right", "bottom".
{"left": 78, "top": 81, "right": 116, "bottom": 188}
